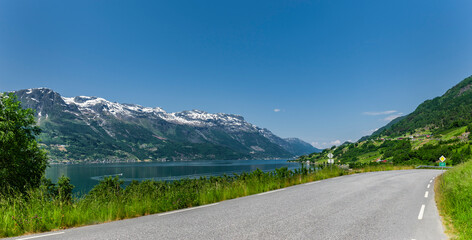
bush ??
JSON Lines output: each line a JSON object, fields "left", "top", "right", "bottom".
{"left": 86, "top": 176, "right": 124, "bottom": 201}
{"left": 57, "top": 176, "right": 74, "bottom": 204}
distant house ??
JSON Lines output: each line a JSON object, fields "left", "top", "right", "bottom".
{"left": 375, "top": 158, "right": 387, "bottom": 163}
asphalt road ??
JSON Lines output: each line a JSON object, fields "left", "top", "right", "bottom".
{"left": 12, "top": 170, "right": 447, "bottom": 240}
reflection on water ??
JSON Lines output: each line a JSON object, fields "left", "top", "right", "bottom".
{"left": 46, "top": 159, "right": 301, "bottom": 194}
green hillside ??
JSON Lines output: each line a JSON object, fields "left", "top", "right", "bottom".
{"left": 372, "top": 75, "right": 472, "bottom": 138}
{"left": 298, "top": 75, "right": 472, "bottom": 167}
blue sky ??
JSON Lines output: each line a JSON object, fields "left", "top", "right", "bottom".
{"left": 1, "top": 0, "right": 471, "bottom": 149}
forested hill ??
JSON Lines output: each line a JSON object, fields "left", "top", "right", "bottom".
{"left": 297, "top": 74, "right": 472, "bottom": 167}
{"left": 371, "top": 75, "right": 472, "bottom": 138}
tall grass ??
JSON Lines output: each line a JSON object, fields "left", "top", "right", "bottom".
{"left": 351, "top": 164, "right": 414, "bottom": 173}
{"left": 437, "top": 160, "right": 472, "bottom": 239}
{"left": 0, "top": 166, "right": 345, "bottom": 237}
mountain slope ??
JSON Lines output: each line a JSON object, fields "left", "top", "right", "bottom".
{"left": 14, "top": 88, "right": 317, "bottom": 162}
{"left": 298, "top": 74, "right": 472, "bottom": 167}
{"left": 283, "top": 138, "right": 322, "bottom": 155}
{"left": 372, "top": 75, "right": 472, "bottom": 138}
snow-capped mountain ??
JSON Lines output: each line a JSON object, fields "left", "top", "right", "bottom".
{"left": 14, "top": 88, "right": 318, "bottom": 162}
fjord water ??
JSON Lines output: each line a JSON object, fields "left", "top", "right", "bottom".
{"left": 45, "top": 159, "right": 300, "bottom": 194}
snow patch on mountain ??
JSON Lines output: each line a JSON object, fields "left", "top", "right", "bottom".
{"left": 14, "top": 88, "right": 319, "bottom": 160}
{"left": 60, "top": 95, "right": 258, "bottom": 131}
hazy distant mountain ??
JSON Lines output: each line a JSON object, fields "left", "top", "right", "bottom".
{"left": 14, "top": 88, "right": 318, "bottom": 162}
{"left": 283, "top": 138, "right": 322, "bottom": 155}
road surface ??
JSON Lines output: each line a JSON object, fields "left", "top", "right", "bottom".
{"left": 12, "top": 170, "right": 447, "bottom": 240}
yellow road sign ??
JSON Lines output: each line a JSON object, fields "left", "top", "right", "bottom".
{"left": 439, "top": 155, "right": 446, "bottom": 162}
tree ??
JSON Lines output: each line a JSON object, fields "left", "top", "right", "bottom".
{"left": 0, "top": 92, "right": 48, "bottom": 194}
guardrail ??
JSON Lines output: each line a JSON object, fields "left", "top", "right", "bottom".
{"left": 416, "top": 165, "right": 453, "bottom": 169}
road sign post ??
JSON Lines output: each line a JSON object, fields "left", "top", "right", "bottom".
{"left": 327, "top": 153, "right": 334, "bottom": 170}
{"left": 439, "top": 155, "right": 446, "bottom": 172}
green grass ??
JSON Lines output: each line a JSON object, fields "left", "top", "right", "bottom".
{"left": 0, "top": 166, "right": 346, "bottom": 237}
{"left": 436, "top": 160, "right": 472, "bottom": 239}
{"left": 351, "top": 164, "right": 414, "bottom": 172}
{"left": 414, "top": 128, "right": 433, "bottom": 136}
{"left": 440, "top": 126, "right": 467, "bottom": 140}
{"left": 356, "top": 151, "right": 382, "bottom": 163}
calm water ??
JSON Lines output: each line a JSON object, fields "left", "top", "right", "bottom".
{"left": 45, "top": 159, "right": 301, "bottom": 194}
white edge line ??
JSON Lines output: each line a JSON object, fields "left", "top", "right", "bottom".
{"left": 427, "top": 184, "right": 430, "bottom": 189}
{"left": 424, "top": 191, "right": 429, "bottom": 198}
{"left": 430, "top": 180, "right": 432, "bottom": 183}
{"left": 158, "top": 203, "right": 219, "bottom": 216}
{"left": 17, "top": 232, "right": 65, "bottom": 240}
{"left": 257, "top": 188, "right": 286, "bottom": 196}
{"left": 418, "top": 204, "right": 426, "bottom": 220}
{"left": 305, "top": 181, "right": 318, "bottom": 185}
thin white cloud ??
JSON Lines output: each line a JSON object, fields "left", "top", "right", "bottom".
{"left": 383, "top": 114, "right": 403, "bottom": 122}
{"left": 365, "top": 128, "right": 379, "bottom": 135}
{"left": 330, "top": 140, "right": 341, "bottom": 146}
{"left": 273, "top": 109, "right": 281, "bottom": 112}
{"left": 311, "top": 141, "right": 328, "bottom": 149}
{"left": 311, "top": 140, "right": 342, "bottom": 149}
{"left": 363, "top": 110, "right": 397, "bottom": 116}
{"left": 311, "top": 142, "right": 321, "bottom": 148}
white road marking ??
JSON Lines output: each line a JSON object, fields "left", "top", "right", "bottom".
{"left": 418, "top": 204, "right": 426, "bottom": 220}
{"left": 424, "top": 191, "right": 429, "bottom": 198}
{"left": 17, "top": 232, "right": 65, "bottom": 240}
{"left": 305, "top": 181, "right": 318, "bottom": 185}
{"left": 427, "top": 184, "right": 430, "bottom": 189}
{"left": 257, "top": 188, "right": 286, "bottom": 196}
{"left": 158, "top": 203, "right": 219, "bottom": 216}
{"left": 430, "top": 180, "right": 432, "bottom": 183}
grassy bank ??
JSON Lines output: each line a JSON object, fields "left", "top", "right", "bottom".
{"left": 350, "top": 164, "right": 414, "bottom": 173}
{"left": 1, "top": 166, "right": 345, "bottom": 237}
{"left": 436, "top": 160, "right": 472, "bottom": 239}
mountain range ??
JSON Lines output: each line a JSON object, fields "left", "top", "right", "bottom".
{"left": 14, "top": 88, "right": 319, "bottom": 163}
